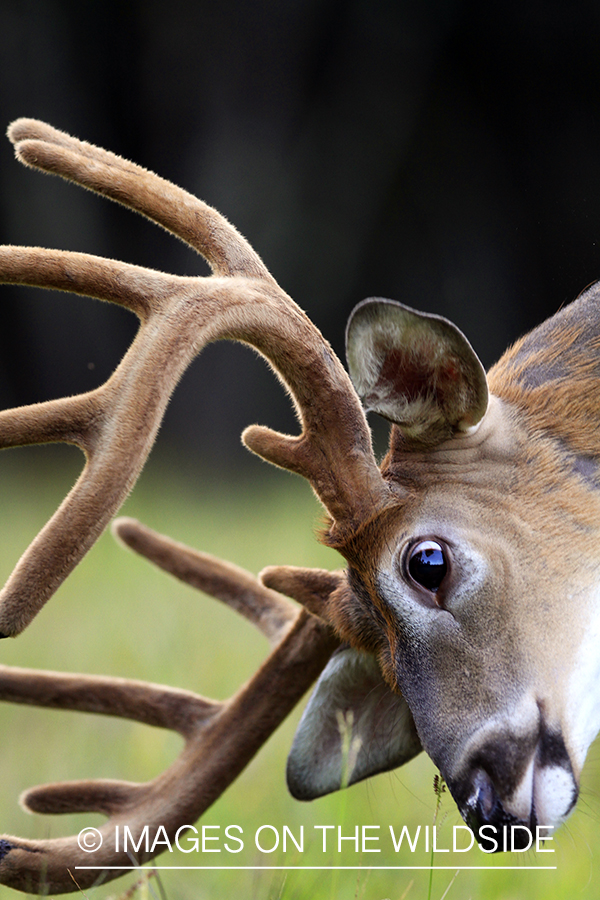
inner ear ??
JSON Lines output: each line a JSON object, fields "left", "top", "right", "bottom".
{"left": 346, "top": 298, "right": 488, "bottom": 446}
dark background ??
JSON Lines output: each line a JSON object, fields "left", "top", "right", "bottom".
{"left": 1, "top": 0, "right": 599, "bottom": 472}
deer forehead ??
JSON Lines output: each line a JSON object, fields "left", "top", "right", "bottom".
{"left": 381, "top": 396, "right": 600, "bottom": 550}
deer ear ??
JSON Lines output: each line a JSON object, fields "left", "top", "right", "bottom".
{"left": 346, "top": 298, "right": 489, "bottom": 445}
{"left": 287, "top": 647, "right": 422, "bottom": 800}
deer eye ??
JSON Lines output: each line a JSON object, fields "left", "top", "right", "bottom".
{"left": 407, "top": 540, "right": 448, "bottom": 593}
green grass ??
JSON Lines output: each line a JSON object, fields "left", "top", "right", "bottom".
{"left": 0, "top": 448, "right": 600, "bottom": 899}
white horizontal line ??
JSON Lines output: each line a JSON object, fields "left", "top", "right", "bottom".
{"left": 75, "top": 865, "right": 557, "bottom": 871}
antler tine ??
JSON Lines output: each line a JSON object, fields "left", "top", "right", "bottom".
{"left": 113, "top": 517, "right": 298, "bottom": 646}
{"left": 0, "top": 246, "right": 173, "bottom": 318}
{"left": 0, "top": 118, "right": 389, "bottom": 637}
{"left": 0, "top": 664, "right": 218, "bottom": 739}
{"left": 8, "top": 117, "right": 271, "bottom": 280}
{"left": 0, "top": 524, "right": 339, "bottom": 895}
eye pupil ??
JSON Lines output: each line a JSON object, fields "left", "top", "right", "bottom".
{"left": 408, "top": 540, "right": 447, "bottom": 592}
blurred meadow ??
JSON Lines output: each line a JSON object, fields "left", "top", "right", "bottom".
{"left": 1, "top": 446, "right": 600, "bottom": 900}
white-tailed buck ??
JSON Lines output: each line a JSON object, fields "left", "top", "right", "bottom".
{"left": 0, "top": 119, "right": 598, "bottom": 893}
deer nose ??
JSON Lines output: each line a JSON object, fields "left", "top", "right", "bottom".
{"left": 462, "top": 768, "right": 534, "bottom": 851}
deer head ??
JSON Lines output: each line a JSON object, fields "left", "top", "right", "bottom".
{"left": 281, "top": 290, "right": 600, "bottom": 842}
{"left": 0, "top": 119, "right": 597, "bottom": 892}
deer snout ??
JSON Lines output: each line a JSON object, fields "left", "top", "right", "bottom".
{"left": 453, "top": 727, "right": 578, "bottom": 849}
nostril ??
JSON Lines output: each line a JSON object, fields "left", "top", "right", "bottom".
{"left": 472, "top": 769, "right": 498, "bottom": 825}
{"left": 467, "top": 768, "right": 500, "bottom": 826}
{"left": 462, "top": 767, "right": 532, "bottom": 852}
